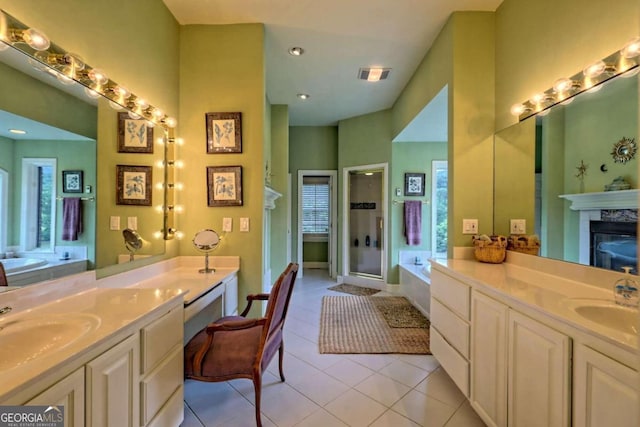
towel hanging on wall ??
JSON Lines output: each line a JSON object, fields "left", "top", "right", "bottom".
{"left": 62, "top": 197, "right": 83, "bottom": 241}
{"left": 404, "top": 200, "right": 422, "bottom": 246}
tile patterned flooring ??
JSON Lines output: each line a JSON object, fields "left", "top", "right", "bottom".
{"left": 182, "top": 269, "right": 486, "bottom": 427}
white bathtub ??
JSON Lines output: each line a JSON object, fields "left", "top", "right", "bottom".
{"left": 1, "top": 258, "right": 48, "bottom": 274}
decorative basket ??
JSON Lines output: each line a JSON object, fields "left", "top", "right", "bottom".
{"left": 472, "top": 235, "right": 507, "bottom": 264}
{"left": 507, "top": 235, "right": 541, "bottom": 256}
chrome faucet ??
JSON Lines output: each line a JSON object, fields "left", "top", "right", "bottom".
{"left": 613, "top": 267, "right": 639, "bottom": 308}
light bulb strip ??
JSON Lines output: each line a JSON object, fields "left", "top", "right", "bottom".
{"left": 511, "top": 38, "right": 640, "bottom": 121}
{"left": 0, "top": 8, "right": 176, "bottom": 129}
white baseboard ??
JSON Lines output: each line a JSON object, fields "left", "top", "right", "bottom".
{"left": 304, "top": 262, "right": 328, "bottom": 269}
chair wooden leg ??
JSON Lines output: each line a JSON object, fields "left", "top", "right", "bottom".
{"left": 278, "top": 342, "right": 286, "bottom": 382}
{"left": 253, "top": 374, "right": 262, "bottom": 427}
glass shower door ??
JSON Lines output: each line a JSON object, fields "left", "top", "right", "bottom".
{"left": 348, "top": 170, "right": 383, "bottom": 278}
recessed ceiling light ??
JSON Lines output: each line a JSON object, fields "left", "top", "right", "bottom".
{"left": 9, "top": 129, "right": 26, "bottom": 134}
{"left": 288, "top": 47, "right": 305, "bottom": 56}
{"left": 297, "top": 93, "right": 310, "bottom": 100}
{"left": 358, "top": 67, "right": 391, "bottom": 82}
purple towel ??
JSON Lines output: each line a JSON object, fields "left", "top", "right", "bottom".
{"left": 404, "top": 201, "right": 422, "bottom": 246}
{"left": 62, "top": 197, "right": 83, "bottom": 241}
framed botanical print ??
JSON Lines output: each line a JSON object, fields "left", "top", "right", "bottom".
{"left": 404, "top": 172, "right": 426, "bottom": 196}
{"left": 62, "top": 170, "right": 83, "bottom": 193}
{"left": 118, "top": 112, "right": 154, "bottom": 153}
{"left": 205, "top": 112, "right": 242, "bottom": 154}
{"left": 206, "top": 166, "right": 243, "bottom": 206}
{"left": 116, "top": 165, "right": 152, "bottom": 206}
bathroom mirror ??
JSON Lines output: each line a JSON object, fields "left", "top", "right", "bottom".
{"left": 0, "top": 37, "right": 167, "bottom": 285}
{"left": 494, "top": 70, "right": 639, "bottom": 273}
{"left": 193, "top": 229, "right": 220, "bottom": 274}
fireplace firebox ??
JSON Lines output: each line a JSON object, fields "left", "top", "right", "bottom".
{"left": 590, "top": 220, "right": 637, "bottom": 274}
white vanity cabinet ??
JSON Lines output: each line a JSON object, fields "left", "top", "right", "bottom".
{"left": 25, "top": 367, "right": 85, "bottom": 427}
{"left": 573, "top": 344, "right": 639, "bottom": 427}
{"left": 224, "top": 274, "right": 239, "bottom": 316}
{"left": 86, "top": 333, "right": 140, "bottom": 427}
{"left": 470, "top": 291, "right": 571, "bottom": 427}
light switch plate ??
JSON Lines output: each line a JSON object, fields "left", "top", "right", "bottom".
{"left": 510, "top": 219, "right": 526, "bottom": 234}
{"left": 110, "top": 216, "right": 120, "bottom": 231}
{"left": 127, "top": 216, "right": 137, "bottom": 230}
{"left": 223, "top": 217, "right": 232, "bottom": 232}
{"left": 462, "top": 219, "right": 478, "bottom": 234}
{"left": 240, "top": 217, "right": 249, "bottom": 232}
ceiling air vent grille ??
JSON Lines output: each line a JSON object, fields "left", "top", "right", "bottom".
{"left": 358, "top": 67, "right": 390, "bottom": 81}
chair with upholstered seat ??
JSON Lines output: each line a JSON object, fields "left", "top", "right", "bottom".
{"left": 184, "top": 262, "right": 299, "bottom": 427}
{"left": 0, "top": 262, "right": 7, "bottom": 286}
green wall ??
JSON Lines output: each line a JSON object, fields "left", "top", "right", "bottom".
{"left": 178, "top": 24, "right": 266, "bottom": 307}
{"left": 270, "top": 104, "right": 290, "bottom": 275}
{"left": 289, "top": 126, "right": 339, "bottom": 264}
{"left": 388, "top": 141, "right": 447, "bottom": 282}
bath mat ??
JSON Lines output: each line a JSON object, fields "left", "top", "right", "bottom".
{"left": 327, "top": 283, "right": 379, "bottom": 296}
{"left": 370, "top": 296, "right": 429, "bottom": 328}
{"left": 319, "top": 296, "right": 430, "bottom": 354}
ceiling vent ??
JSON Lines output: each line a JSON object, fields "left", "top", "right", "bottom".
{"left": 358, "top": 67, "right": 390, "bottom": 82}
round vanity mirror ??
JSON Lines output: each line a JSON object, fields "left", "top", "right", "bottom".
{"left": 193, "top": 229, "right": 220, "bottom": 273}
{"left": 123, "top": 228, "right": 143, "bottom": 261}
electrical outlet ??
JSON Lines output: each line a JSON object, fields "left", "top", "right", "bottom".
{"left": 110, "top": 216, "right": 120, "bottom": 231}
{"left": 462, "top": 219, "right": 478, "bottom": 234}
{"left": 240, "top": 217, "right": 249, "bottom": 232}
{"left": 395, "top": 188, "right": 402, "bottom": 197}
{"left": 510, "top": 219, "right": 526, "bottom": 234}
{"left": 222, "top": 217, "right": 232, "bottom": 232}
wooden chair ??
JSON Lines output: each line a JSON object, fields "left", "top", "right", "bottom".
{"left": 184, "top": 263, "right": 299, "bottom": 427}
{"left": 0, "top": 262, "right": 7, "bottom": 286}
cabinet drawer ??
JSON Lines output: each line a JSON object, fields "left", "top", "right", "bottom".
{"left": 431, "top": 328, "right": 469, "bottom": 397}
{"left": 147, "top": 385, "right": 184, "bottom": 427}
{"left": 431, "top": 269, "right": 470, "bottom": 320}
{"left": 431, "top": 298, "right": 469, "bottom": 358}
{"left": 141, "top": 306, "right": 183, "bottom": 373}
{"left": 141, "top": 345, "right": 183, "bottom": 426}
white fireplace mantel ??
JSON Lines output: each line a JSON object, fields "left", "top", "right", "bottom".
{"left": 559, "top": 189, "right": 639, "bottom": 211}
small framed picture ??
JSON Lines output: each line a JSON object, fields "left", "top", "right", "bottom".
{"left": 404, "top": 172, "right": 426, "bottom": 196}
{"left": 116, "top": 165, "right": 152, "bottom": 206}
{"left": 205, "top": 112, "right": 242, "bottom": 154}
{"left": 118, "top": 112, "right": 154, "bottom": 153}
{"left": 62, "top": 170, "right": 83, "bottom": 193}
{"left": 207, "top": 166, "right": 243, "bottom": 207}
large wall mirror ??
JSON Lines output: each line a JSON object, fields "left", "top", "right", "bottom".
{"left": 0, "top": 36, "right": 167, "bottom": 286}
{"left": 494, "top": 69, "right": 638, "bottom": 274}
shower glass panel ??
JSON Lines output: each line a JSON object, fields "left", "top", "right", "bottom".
{"left": 348, "top": 170, "right": 383, "bottom": 278}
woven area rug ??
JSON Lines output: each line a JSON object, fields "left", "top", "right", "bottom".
{"left": 327, "top": 283, "right": 379, "bottom": 296}
{"left": 319, "top": 296, "right": 431, "bottom": 354}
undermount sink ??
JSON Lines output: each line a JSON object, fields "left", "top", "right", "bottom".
{"left": 0, "top": 313, "right": 101, "bottom": 370}
{"left": 565, "top": 299, "right": 639, "bottom": 336}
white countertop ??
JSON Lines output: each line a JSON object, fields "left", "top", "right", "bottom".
{"left": 0, "top": 286, "right": 184, "bottom": 401}
{"left": 431, "top": 259, "right": 638, "bottom": 353}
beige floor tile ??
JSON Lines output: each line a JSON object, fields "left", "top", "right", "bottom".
{"left": 368, "top": 409, "right": 422, "bottom": 427}
{"left": 391, "top": 390, "right": 457, "bottom": 427}
{"left": 259, "top": 381, "right": 321, "bottom": 427}
{"left": 444, "top": 401, "right": 486, "bottom": 427}
{"left": 181, "top": 403, "right": 203, "bottom": 427}
{"left": 394, "top": 354, "right": 441, "bottom": 372}
{"left": 183, "top": 380, "right": 255, "bottom": 426}
{"left": 378, "top": 360, "right": 429, "bottom": 388}
{"left": 414, "top": 368, "right": 466, "bottom": 408}
{"left": 324, "top": 358, "right": 375, "bottom": 387}
{"left": 288, "top": 368, "right": 351, "bottom": 406}
{"left": 354, "top": 373, "right": 412, "bottom": 406}
{"left": 293, "top": 408, "right": 349, "bottom": 427}
{"left": 324, "top": 389, "right": 387, "bottom": 427}
{"left": 345, "top": 353, "right": 397, "bottom": 371}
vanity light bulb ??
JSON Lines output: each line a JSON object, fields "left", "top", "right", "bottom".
{"left": 175, "top": 231, "right": 185, "bottom": 240}
{"left": 174, "top": 160, "right": 184, "bottom": 168}
{"left": 22, "top": 28, "right": 50, "bottom": 51}
{"left": 152, "top": 109, "right": 164, "bottom": 119}
{"left": 510, "top": 103, "right": 526, "bottom": 116}
{"left": 583, "top": 60, "right": 606, "bottom": 78}
{"left": 175, "top": 138, "right": 184, "bottom": 146}
{"left": 156, "top": 160, "right": 165, "bottom": 168}
{"left": 621, "top": 37, "right": 640, "bottom": 59}
{"left": 529, "top": 93, "right": 545, "bottom": 104}
{"left": 113, "top": 86, "right": 130, "bottom": 100}
{"left": 174, "top": 205, "right": 184, "bottom": 213}
{"left": 88, "top": 68, "right": 108, "bottom": 85}
{"left": 135, "top": 98, "right": 148, "bottom": 108}
{"left": 156, "top": 183, "right": 164, "bottom": 190}
{"left": 165, "top": 117, "right": 177, "bottom": 128}
{"left": 175, "top": 182, "right": 184, "bottom": 190}
{"left": 155, "top": 205, "right": 164, "bottom": 213}
{"left": 156, "top": 137, "right": 164, "bottom": 145}
{"left": 127, "top": 110, "right": 141, "bottom": 120}
{"left": 553, "top": 78, "right": 573, "bottom": 93}
{"left": 153, "top": 231, "right": 163, "bottom": 239}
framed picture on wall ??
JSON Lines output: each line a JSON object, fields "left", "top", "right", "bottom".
{"left": 205, "top": 112, "right": 242, "bottom": 154}
{"left": 116, "top": 165, "right": 152, "bottom": 206}
{"left": 206, "top": 165, "right": 243, "bottom": 206}
{"left": 117, "top": 112, "right": 154, "bottom": 153}
{"left": 62, "top": 170, "right": 83, "bottom": 193}
{"left": 404, "top": 172, "right": 425, "bottom": 196}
